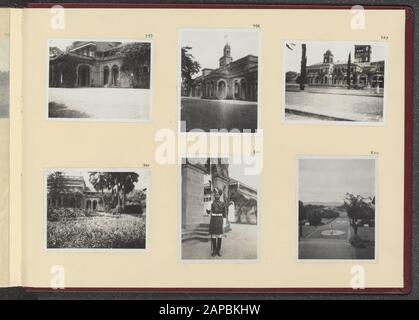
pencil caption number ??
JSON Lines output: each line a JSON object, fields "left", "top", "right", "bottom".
{"left": 253, "top": 24, "right": 261, "bottom": 29}
{"left": 146, "top": 34, "right": 154, "bottom": 39}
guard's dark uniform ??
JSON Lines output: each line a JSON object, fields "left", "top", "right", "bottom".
{"left": 209, "top": 199, "right": 226, "bottom": 235}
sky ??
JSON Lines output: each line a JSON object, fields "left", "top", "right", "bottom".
{"left": 201, "top": 157, "right": 259, "bottom": 191}
{"left": 181, "top": 29, "right": 259, "bottom": 74}
{"left": 0, "top": 35, "right": 9, "bottom": 72}
{"left": 49, "top": 39, "right": 133, "bottom": 51}
{"left": 285, "top": 41, "right": 387, "bottom": 73}
{"left": 299, "top": 158, "right": 375, "bottom": 204}
{"left": 51, "top": 170, "right": 149, "bottom": 192}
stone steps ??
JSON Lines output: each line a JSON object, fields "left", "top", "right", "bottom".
{"left": 182, "top": 223, "right": 210, "bottom": 242}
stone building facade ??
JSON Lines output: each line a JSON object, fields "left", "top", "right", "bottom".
{"left": 182, "top": 159, "right": 258, "bottom": 241}
{"left": 47, "top": 175, "right": 104, "bottom": 211}
{"left": 49, "top": 41, "right": 150, "bottom": 89}
{"left": 183, "top": 43, "right": 258, "bottom": 101}
{"left": 305, "top": 45, "right": 385, "bottom": 88}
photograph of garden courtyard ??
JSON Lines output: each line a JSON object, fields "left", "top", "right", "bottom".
{"left": 48, "top": 40, "right": 152, "bottom": 121}
{"left": 298, "top": 158, "right": 376, "bottom": 260}
{"left": 46, "top": 169, "right": 148, "bottom": 249}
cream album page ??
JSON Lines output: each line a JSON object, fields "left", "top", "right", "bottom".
{"left": 7, "top": 8, "right": 407, "bottom": 289}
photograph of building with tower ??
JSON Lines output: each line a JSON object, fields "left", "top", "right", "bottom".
{"left": 48, "top": 39, "right": 152, "bottom": 121}
{"left": 284, "top": 41, "right": 387, "bottom": 123}
{"left": 181, "top": 158, "right": 259, "bottom": 260}
{"left": 180, "top": 29, "right": 259, "bottom": 132}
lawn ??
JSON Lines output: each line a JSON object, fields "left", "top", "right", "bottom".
{"left": 181, "top": 97, "right": 257, "bottom": 132}
{"left": 47, "top": 214, "right": 146, "bottom": 249}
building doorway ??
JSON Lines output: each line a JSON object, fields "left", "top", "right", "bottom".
{"left": 234, "top": 81, "right": 240, "bottom": 99}
{"left": 103, "top": 66, "right": 110, "bottom": 86}
{"left": 240, "top": 79, "right": 247, "bottom": 100}
{"left": 77, "top": 65, "right": 91, "bottom": 87}
{"left": 111, "top": 65, "right": 119, "bottom": 86}
{"left": 217, "top": 80, "right": 227, "bottom": 99}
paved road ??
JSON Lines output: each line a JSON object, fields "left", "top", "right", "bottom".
{"left": 299, "top": 215, "right": 375, "bottom": 260}
{"left": 306, "top": 216, "right": 349, "bottom": 240}
{"left": 182, "top": 223, "right": 258, "bottom": 260}
{"left": 285, "top": 91, "right": 384, "bottom": 122}
{"left": 181, "top": 97, "right": 257, "bottom": 132}
{"left": 49, "top": 88, "right": 150, "bottom": 120}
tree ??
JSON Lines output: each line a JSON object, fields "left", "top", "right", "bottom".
{"left": 121, "top": 42, "right": 151, "bottom": 88}
{"left": 47, "top": 171, "right": 67, "bottom": 197}
{"left": 344, "top": 193, "right": 374, "bottom": 235}
{"left": 298, "top": 201, "right": 307, "bottom": 238}
{"left": 347, "top": 52, "right": 351, "bottom": 88}
{"left": 299, "top": 44, "right": 307, "bottom": 90}
{"left": 89, "top": 172, "right": 139, "bottom": 213}
{"left": 89, "top": 172, "right": 108, "bottom": 193}
{"left": 181, "top": 46, "right": 201, "bottom": 95}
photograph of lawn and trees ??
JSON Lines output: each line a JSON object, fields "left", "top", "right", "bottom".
{"left": 298, "top": 158, "right": 376, "bottom": 260}
{"left": 46, "top": 169, "right": 148, "bottom": 249}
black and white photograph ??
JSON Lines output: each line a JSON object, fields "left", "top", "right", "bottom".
{"left": 180, "top": 29, "right": 259, "bottom": 133}
{"left": 284, "top": 41, "right": 386, "bottom": 123}
{"left": 48, "top": 39, "right": 152, "bottom": 121}
{"left": 298, "top": 157, "right": 376, "bottom": 260}
{"left": 0, "top": 10, "right": 9, "bottom": 118}
{"left": 181, "top": 157, "right": 259, "bottom": 260}
{"left": 46, "top": 168, "right": 149, "bottom": 249}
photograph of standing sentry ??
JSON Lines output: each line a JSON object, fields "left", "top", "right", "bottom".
{"left": 180, "top": 29, "right": 260, "bottom": 133}
{"left": 47, "top": 39, "right": 152, "bottom": 121}
{"left": 284, "top": 41, "right": 387, "bottom": 124}
{"left": 181, "top": 157, "right": 259, "bottom": 261}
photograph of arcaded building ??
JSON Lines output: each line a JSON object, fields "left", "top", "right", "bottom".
{"left": 48, "top": 40, "right": 152, "bottom": 121}
{"left": 303, "top": 46, "right": 384, "bottom": 88}
{"left": 183, "top": 43, "right": 258, "bottom": 101}
{"left": 49, "top": 41, "right": 151, "bottom": 89}
{"left": 180, "top": 29, "right": 259, "bottom": 132}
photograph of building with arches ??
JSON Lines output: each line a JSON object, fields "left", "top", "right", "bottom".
{"left": 46, "top": 168, "right": 149, "bottom": 249}
{"left": 284, "top": 41, "right": 386, "bottom": 123}
{"left": 48, "top": 40, "right": 152, "bottom": 120}
{"left": 181, "top": 157, "right": 259, "bottom": 260}
{"left": 180, "top": 29, "right": 259, "bottom": 132}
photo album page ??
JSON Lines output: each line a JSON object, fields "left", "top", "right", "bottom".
{"left": 0, "top": 6, "right": 411, "bottom": 292}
